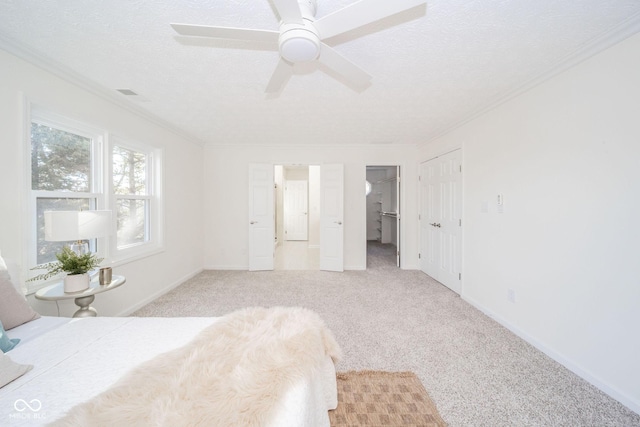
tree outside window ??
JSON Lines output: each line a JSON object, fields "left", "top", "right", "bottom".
{"left": 112, "top": 146, "right": 150, "bottom": 248}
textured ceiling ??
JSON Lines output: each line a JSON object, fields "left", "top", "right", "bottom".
{"left": 1, "top": 0, "right": 639, "bottom": 147}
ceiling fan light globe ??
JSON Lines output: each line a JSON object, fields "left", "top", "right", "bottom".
{"left": 279, "top": 27, "right": 320, "bottom": 63}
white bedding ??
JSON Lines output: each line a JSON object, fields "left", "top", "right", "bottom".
{"left": 6, "top": 316, "right": 71, "bottom": 345}
{"left": 1, "top": 316, "right": 337, "bottom": 426}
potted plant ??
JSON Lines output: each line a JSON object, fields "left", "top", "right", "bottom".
{"left": 29, "top": 246, "right": 103, "bottom": 292}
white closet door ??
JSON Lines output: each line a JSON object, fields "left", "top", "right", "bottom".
{"left": 420, "top": 150, "right": 462, "bottom": 293}
{"left": 420, "top": 160, "right": 439, "bottom": 278}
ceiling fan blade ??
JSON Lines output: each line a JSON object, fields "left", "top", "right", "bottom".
{"left": 265, "top": 58, "right": 294, "bottom": 93}
{"left": 171, "top": 23, "right": 279, "bottom": 43}
{"left": 272, "top": 0, "right": 303, "bottom": 24}
{"left": 314, "top": 0, "right": 426, "bottom": 40}
{"left": 317, "top": 43, "right": 371, "bottom": 88}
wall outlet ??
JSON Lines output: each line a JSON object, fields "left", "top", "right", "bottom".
{"left": 507, "top": 288, "right": 517, "bottom": 303}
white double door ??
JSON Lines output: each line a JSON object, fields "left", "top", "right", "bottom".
{"left": 420, "top": 150, "right": 462, "bottom": 294}
{"left": 249, "top": 164, "right": 343, "bottom": 272}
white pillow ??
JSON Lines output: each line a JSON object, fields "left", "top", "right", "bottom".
{"left": 0, "top": 250, "right": 25, "bottom": 295}
{"left": 0, "top": 250, "right": 9, "bottom": 281}
{"left": 0, "top": 252, "right": 41, "bottom": 330}
{"left": 0, "top": 351, "right": 33, "bottom": 388}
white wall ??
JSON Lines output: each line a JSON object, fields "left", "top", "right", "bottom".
{"left": 0, "top": 49, "right": 205, "bottom": 317}
{"left": 418, "top": 33, "right": 640, "bottom": 413}
{"left": 203, "top": 145, "right": 418, "bottom": 270}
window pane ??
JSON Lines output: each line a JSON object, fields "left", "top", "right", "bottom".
{"left": 31, "top": 123, "right": 92, "bottom": 192}
{"left": 113, "top": 146, "right": 147, "bottom": 195}
{"left": 117, "top": 199, "right": 148, "bottom": 248}
{"left": 36, "top": 198, "right": 93, "bottom": 264}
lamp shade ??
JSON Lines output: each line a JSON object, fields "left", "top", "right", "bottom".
{"left": 44, "top": 210, "right": 112, "bottom": 241}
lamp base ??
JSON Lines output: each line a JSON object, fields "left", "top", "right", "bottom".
{"left": 69, "top": 241, "right": 89, "bottom": 255}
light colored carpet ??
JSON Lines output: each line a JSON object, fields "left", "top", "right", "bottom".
{"left": 133, "top": 242, "right": 640, "bottom": 426}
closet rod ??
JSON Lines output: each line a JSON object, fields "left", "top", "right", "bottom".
{"left": 375, "top": 176, "right": 397, "bottom": 184}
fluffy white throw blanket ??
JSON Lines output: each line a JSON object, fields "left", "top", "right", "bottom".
{"left": 51, "top": 307, "right": 341, "bottom": 427}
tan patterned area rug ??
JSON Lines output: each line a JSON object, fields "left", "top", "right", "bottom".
{"left": 329, "top": 371, "right": 447, "bottom": 427}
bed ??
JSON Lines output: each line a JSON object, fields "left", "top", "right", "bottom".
{"left": 0, "top": 255, "right": 340, "bottom": 427}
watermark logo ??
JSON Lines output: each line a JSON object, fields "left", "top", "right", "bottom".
{"left": 14, "top": 399, "right": 42, "bottom": 412}
{"left": 8, "top": 399, "right": 46, "bottom": 421}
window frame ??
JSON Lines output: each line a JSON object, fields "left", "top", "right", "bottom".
{"left": 25, "top": 105, "right": 164, "bottom": 293}
{"left": 27, "top": 108, "right": 107, "bottom": 294}
{"left": 107, "top": 135, "right": 164, "bottom": 264}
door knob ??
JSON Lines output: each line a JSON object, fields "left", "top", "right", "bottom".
{"left": 334, "top": 221, "right": 342, "bottom": 225}
{"left": 250, "top": 221, "right": 257, "bottom": 224}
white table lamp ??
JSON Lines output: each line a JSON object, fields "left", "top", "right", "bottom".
{"left": 44, "top": 210, "right": 112, "bottom": 255}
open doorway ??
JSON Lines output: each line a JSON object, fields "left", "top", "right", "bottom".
{"left": 366, "top": 165, "right": 400, "bottom": 268}
{"left": 274, "top": 165, "right": 320, "bottom": 270}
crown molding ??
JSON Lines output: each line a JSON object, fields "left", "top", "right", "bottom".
{"left": 0, "top": 33, "right": 206, "bottom": 147}
{"left": 419, "top": 11, "right": 640, "bottom": 149}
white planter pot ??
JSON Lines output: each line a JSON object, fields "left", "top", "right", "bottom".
{"left": 64, "top": 273, "right": 90, "bottom": 293}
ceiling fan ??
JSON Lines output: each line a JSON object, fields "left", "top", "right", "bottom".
{"left": 171, "top": 0, "right": 426, "bottom": 94}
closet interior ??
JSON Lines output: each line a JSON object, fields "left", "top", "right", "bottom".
{"left": 366, "top": 165, "right": 400, "bottom": 267}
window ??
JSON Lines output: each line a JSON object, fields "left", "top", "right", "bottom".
{"left": 111, "top": 142, "right": 158, "bottom": 253}
{"left": 109, "top": 139, "right": 162, "bottom": 263}
{"left": 27, "top": 107, "right": 163, "bottom": 291}
{"left": 29, "top": 113, "right": 103, "bottom": 267}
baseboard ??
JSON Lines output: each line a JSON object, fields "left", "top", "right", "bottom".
{"left": 202, "top": 265, "right": 368, "bottom": 271}
{"left": 462, "top": 294, "right": 640, "bottom": 415}
{"left": 401, "top": 263, "right": 420, "bottom": 270}
{"left": 116, "top": 268, "right": 203, "bottom": 317}
{"left": 203, "top": 264, "right": 248, "bottom": 270}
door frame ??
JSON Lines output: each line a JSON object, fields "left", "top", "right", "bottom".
{"left": 251, "top": 163, "right": 343, "bottom": 272}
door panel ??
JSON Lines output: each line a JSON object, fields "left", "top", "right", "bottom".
{"left": 320, "top": 164, "right": 344, "bottom": 272}
{"left": 284, "top": 180, "right": 308, "bottom": 241}
{"left": 421, "top": 161, "right": 439, "bottom": 278}
{"left": 420, "top": 150, "right": 462, "bottom": 293}
{"left": 249, "top": 164, "right": 274, "bottom": 271}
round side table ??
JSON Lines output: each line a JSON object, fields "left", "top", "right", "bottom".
{"left": 35, "top": 275, "right": 126, "bottom": 318}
